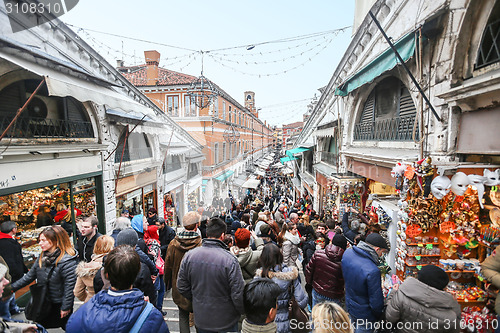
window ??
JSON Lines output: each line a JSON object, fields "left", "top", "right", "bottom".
{"left": 163, "top": 155, "right": 182, "bottom": 173}
{"left": 229, "top": 142, "right": 232, "bottom": 159}
{"left": 353, "top": 77, "right": 417, "bottom": 141}
{"left": 0, "top": 79, "right": 93, "bottom": 138}
{"left": 167, "top": 96, "right": 179, "bottom": 116}
{"left": 213, "top": 97, "right": 219, "bottom": 117}
{"left": 184, "top": 95, "right": 196, "bottom": 117}
{"left": 229, "top": 106, "right": 232, "bottom": 123}
{"left": 214, "top": 143, "right": 219, "bottom": 164}
{"left": 238, "top": 112, "right": 241, "bottom": 125}
{"left": 222, "top": 142, "right": 227, "bottom": 161}
{"left": 476, "top": 1, "right": 500, "bottom": 69}
{"left": 222, "top": 101, "right": 226, "bottom": 120}
{"left": 188, "top": 163, "right": 198, "bottom": 178}
{"left": 115, "top": 132, "right": 153, "bottom": 163}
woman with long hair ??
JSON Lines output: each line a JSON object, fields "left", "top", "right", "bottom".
{"left": 74, "top": 235, "right": 114, "bottom": 303}
{"left": 312, "top": 302, "right": 353, "bottom": 333}
{"left": 255, "top": 243, "right": 308, "bottom": 333}
{"left": 281, "top": 223, "right": 301, "bottom": 268}
{"left": 12, "top": 225, "right": 78, "bottom": 329}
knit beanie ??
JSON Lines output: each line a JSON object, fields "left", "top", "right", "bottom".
{"left": 131, "top": 214, "right": 144, "bottom": 233}
{"left": 332, "top": 234, "right": 347, "bottom": 250}
{"left": 116, "top": 228, "right": 139, "bottom": 247}
{"left": 365, "top": 233, "right": 389, "bottom": 250}
{"left": 418, "top": 264, "right": 449, "bottom": 290}
{"left": 234, "top": 228, "right": 251, "bottom": 248}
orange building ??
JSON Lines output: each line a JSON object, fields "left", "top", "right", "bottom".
{"left": 119, "top": 50, "right": 274, "bottom": 203}
{"left": 282, "top": 121, "right": 304, "bottom": 150}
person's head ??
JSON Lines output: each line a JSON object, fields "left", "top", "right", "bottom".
{"left": 155, "top": 217, "right": 166, "bottom": 230}
{"left": 56, "top": 203, "right": 67, "bottom": 211}
{"left": 116, "top": 228, "right": 139, "bottom": 247}
{"left": 312, "top": 302, "right": 353, "bottom": 333}
{"left": 80, "top": 216, "right": 98, "bottom": 238}
{"left": 301, "top": 214, "right": 310, "bottom": 226}
{"left": 121, "top": 209, "right": 129, "bottom": 218}
{"left": 206, "top": 217, "right": 227, "bottom": 239}
{"left": 131, "top": 214, "right": 145, "bottom": 234}
{"left": 418, "top": 265, "right": 449, "bottom": 290}
{"left": 147, "top": 207, "right": 157, "bottom": 218}
{"left": 244, "top": 278, "right": 282, "bottom": 325}
{"left": 234, "top": 228, "right": 251, "bottom": 248}
{"left": 259, "top": 243, "right": 283, "bottom": 278}
{"left": 316, "top": 222, "right": 328, "bottom": 234}
{"left": 223, "top": 234, "right": 233, "bottom": 247}
{"left": 104, "top": 245, "right": 140, "bottom": 291}
{"left": 287, "top": 222, "right": 298, "bottom": 235}
{"left": 289, "top": 213, "right": 299, "bottom": 224}
{"left": 93, "top": 235, "right": 115, "bottom": 255}
{"left": 183, "top": 211, "right": 201, "bottom": 231}
{"left": 114, "top": 217, "right": 131, "bottom": 231}
{"left": 241, "top": 213, "right": 251, "bottom": 225}
{"left": 350, "top": 218, "right": 360, "bottom": 232}
{"left": 38, "top": 225, "right": 76, "bottom": 266}
{"left": 0, "top": 221, "right": 17, "bottom": 235}
{"left": 332, "top": 234, "right": 347, "bottom": 250}
{"left": 144, "top": 225, "right": 159, "bottom": 241}
{"left": 0, "top": 264, "right": 9, "bottom": 295}
{"left": 364, "top": 233, "right": 389, "bottom": 258}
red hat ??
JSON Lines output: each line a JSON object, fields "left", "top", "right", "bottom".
{"left": 234, "top": 228, "right": 251, "bottom": 248}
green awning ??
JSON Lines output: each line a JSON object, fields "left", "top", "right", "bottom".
{"left": 280, "top": 156, "right": 298, "bottom": 164}
{"left": 286, "top": 147, "right": 310, "bottom": 157}
{"left": 335, "top": 32, "right": 416, "bottom": 97}
{"left": 202, "top": 179, "right": 209, "bottom": 185}
{"left": 215, "top": 170, "right": 234, "bottom": 182}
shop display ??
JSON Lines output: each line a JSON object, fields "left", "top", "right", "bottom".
{"left": 332, "top": 176, "right": 364, "bottom": 221}
{"left": 164, "top": 193, "right": 176, "bottom": 227}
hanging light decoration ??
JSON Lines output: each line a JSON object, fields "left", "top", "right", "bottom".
{"left": 187, "top": 51, "right": 219, "bottom": 109}
{"left": 223, "top": 124, "right": 240, "bottom": 143}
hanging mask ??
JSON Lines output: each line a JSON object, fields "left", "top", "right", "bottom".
{"left": 483, "top": 169, "right": 500, "bottom": 186}
{"left": 431, "top": 175, "right": 451, "bottom": 199}
{"left": 451, "top": 172, "right": 470, "bottom": 196}
{"left": 468, "top": 174, "right": 486, "bottom": 209}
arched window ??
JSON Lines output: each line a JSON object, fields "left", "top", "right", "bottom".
{"left": 476, "top": 1, "right": 500, "bottom": 69}
{"left": 0, "top": 79, "right": 93, "bottom": 138}
{"left": 353, "top": 77, "right": 417, "bottom": 141}
{"left": 114, "top": 132, "right": 152, "bottom": 163}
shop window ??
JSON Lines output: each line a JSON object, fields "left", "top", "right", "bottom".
{"left": 354, "top": 77, "right": 417, "bottom": 141}
{"left": 163, "top": 154, "right": 182, "bottom": 173}
{"left": 114, "top": 132, "right": 153, "bottom": 163}
{"left": 0, "top": 79, "right": 93, "bottom": 138}
{"left": 476, "top": 1, "right": 500, "bottom": 69}
{"left": 167, "top": 95, "right": 179, "bottom": 117}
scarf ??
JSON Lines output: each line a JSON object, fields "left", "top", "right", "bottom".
{"left": 357, "top": 241, "right": 380, "bottom": 265}
{"left": 284, "top": 231, "right": 300, "bottom": 245}
{"left": 41, "top": 248, "right": 61, "bottom": 267}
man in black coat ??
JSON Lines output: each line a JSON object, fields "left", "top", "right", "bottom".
{"left": 76, "top": 216, "right": 102, "bottom": 262}
{"left": 156, "top": 217, "right": 176, "bottom": 259}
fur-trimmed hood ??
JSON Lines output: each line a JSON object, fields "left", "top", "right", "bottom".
{"left": 255, "top": 266, "right": 298, "bottom": 281}
{"left": 75, "top": 253, "right": 105, "bottom": 278}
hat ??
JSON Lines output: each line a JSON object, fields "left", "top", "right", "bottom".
{"left": 0, "top": 263, "right": 7, "bottom": 280}
{"left": 365, "top": 233, "right": 389, "bottom": 250}
{"left": 116, "top": 228, "right": 139, "bottom": 247}
{"left": 131, "top": 214, "right": 144, "bottom": 233}
{"left": 260, "top": 223, "right": 271, "bottom": 235}
{"left": 234, "top": 228, "right": 251, "bottom": 248}
{"left": 418, "top": 265, "right": 449, "bottom": 290}
{"left": 332, "top": 234, "right": 347, "bottom": 250}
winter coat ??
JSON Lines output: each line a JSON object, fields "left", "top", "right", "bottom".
{"left": 282, "top": 232, "right": 300, "bottom": 268}
{"left": 341, "top": 212, "right": 358, "bottom": 243}
{"left": 177, "top": 238, "right": 245, "bottom": 331}
{"left": 76, "top": 232, "right": 102, "bottom": 263}
{"left": 12, "top": 252, "right": 78, "bottom": 311}
{"left": 301, "top": 240, "right": 316, "bottom": 271}
{"left": 242, "top": 319, "right": 277, "bottom": 333}
{"left": 385, "top": 277, "right": 461, "bottom": 333}
{"left": 481, "top": 245, "right": 500, "bottom": 314}
{"left": 230, "top": 238, "right": 264, "bottom": 283}
{"left": 341, "top": 243, "right": 384, "bottom": 322}
{"left": 158, "top": 225, "right": 176, "bottom": 259}
{"left": 305, "top": 244, "right": 345, "bottom": 300}
{"left": 255, "top": 266, "right": 308, "bottom": 333}
{"left": 164, "top": 232, "right": 202, "bottom": 311}
{"left": 136, "top": 245, "right": 159, "bottom": 276}
{"left": 73, "top": 253, "right": 105, "bottom": 303}
{"left": 0, "top": 233, "right": 27, "bottom": 283}
{"left": 66, "top": 288, "right": 169, "bottom": 333}
{"left": 297, "top": 223, "right": 315, "bottom": 242}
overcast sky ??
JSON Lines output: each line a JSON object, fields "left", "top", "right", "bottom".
{"left": 62, "top": 1, "right": 356, "bottom": 127}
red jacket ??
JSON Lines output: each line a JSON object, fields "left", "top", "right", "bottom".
{"left": 305, "top": 244, "right": 345, "bottom": 299}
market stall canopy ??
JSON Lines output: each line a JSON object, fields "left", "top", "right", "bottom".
{"left": 286, "top": 147, "right": 310, "bottom": 157}
{"left": 215, "top": 170, "right": 234, "bottom": 182}
{"left": 313, "top": 127, "right": 336, "bottom": 138}
{"left": 335, "top": 32, "right": 416, "bottom": 96}
{"left": 242, "top": 177, "right": 261, "bottom": 189}
{"left": 233, "top": 174, "right": 248, "bottom": 187}
{"left": 255, "top": 169, "right": 266, "bottom": 176}
{"left": 281, "top": 156, "right": 298, "bottom": 164}
{"left": 160, "top": 142, "right": 191, "bottom": 156}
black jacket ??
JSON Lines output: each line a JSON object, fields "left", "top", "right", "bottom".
{"left": 0, "top": 234, "right": 27, "bottom": 282}
{"left": 77, "top": 232, "right": 102, "bottom": 262}
{"left": 158, "top": 225, "right": 176, "bottom": 259}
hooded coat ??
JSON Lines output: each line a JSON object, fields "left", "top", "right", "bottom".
{"left": 73, "top": 253, "right": 105, "bottom": 303}
{"left": 230, "top": 237, "right": 264, "bottom": 283}
{"left": 282, "top": 232, "right": 300, "bottom": 268}
{"left": 164, "top": 231, "right": 202, "bottom": 311}
{"left": 305, "top": 244, "right": 345, "bottom": 300}
{"left": 255, "top": 266, "right": 308, "bottom": 333}
{"left": 385, "top": 277, "right": 461, "bottom": 333}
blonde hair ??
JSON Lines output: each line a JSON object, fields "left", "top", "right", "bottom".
{"left": 93, "top": 235, "right": 115, "bottom": 255}
{"left": 38, "top": 225, "right": 76, "bottom": 267}
{"left": 312, "top": 302, "right": 353, "bottom": 333}
{"left": 301, "top": 214, "right": 310, "bottom": 226}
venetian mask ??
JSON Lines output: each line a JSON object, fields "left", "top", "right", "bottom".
{"left": 468, "top": 174, "right": 486, "bottom": 209}
{"left": 451, "top": 172, "right": 470, "bottom": 196}
{"left": 483, "top": 169, "right": 500, "bottom": 186}
{"left": 431, "top": 176, "right": 451, "bottom": 199}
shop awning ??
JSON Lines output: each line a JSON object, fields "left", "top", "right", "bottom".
{"left": 280, "top": 156, "right": 298, "bottom": 164}
{"left": 202, "top": 179, "right": 209, "bottom": 185}
{"left": 242, "top": 178, "right": 261, "bottom": 189}
{"left": 233, "top": 174, "right": 248, "bottom": 187}
{"left": 286, "top": 147, "right": 310, "bottom": 157}
{"left": 314, "top": 127, "right": 336, "bottom": 138}
{"left": 164, "top": 179, "right": 184, "bottom": 193}
{"left": 335, "top": 32, "right": 416, "bottom": 96}
{"left": 215, "top": 170, "right": 234, "bottom": 182}
{"left": 299, "top": 142, "right": 315, "bottom": 149}
{"left": 255, "top": 169, "right": 266, "bottom": 176}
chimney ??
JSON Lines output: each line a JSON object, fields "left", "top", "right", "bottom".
{"left": 144, "top": 50, "right": 160, "bottom": 86}
{"left": 116, "top": 60, "right": 124, "bottom": 67}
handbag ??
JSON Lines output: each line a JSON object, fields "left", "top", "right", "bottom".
{"left": 288, "top": 279, "right": 309, "bottom": 333}
{"left": 25, "top": 265, "right": 55, "bottom": 322}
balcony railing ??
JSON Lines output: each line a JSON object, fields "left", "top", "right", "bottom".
{"left": 476, "top": 17, "right": 500, "bottom": 70}
{"left": 353, "top": 114, "right": 418, "bottom": 141}
{"left": 0, "top": 116, "right": 93, "bottom": 139}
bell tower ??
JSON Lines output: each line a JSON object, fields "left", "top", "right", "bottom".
{"left": 244, "top": 91, "right": 257, "bottom": 117}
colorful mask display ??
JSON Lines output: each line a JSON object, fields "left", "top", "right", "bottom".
{"left": 431, "top": 175, "right": 451, "bottom": 200}
{"left": 451, "top": 172, "right": 470, "bottom": 196}
{"left": 468, "top": 174, "right": 487, "bottom": 209}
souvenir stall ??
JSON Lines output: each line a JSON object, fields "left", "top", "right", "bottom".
{"left": 392, "top": 158, "right": 500, "bottom": 330}
{"left": 332, "top": 175, "right": 365, "bottom": 221}
{"left": 187, "top": 188, "right": 200, "bottom": 212}
{"left": 321, "top": 179, "right": 338, "bottom": 220}
{"left": 164, "top": 192, "right": 177, "bottom": 227}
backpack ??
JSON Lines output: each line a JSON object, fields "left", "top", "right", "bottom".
{"left": 145, "top": 239, "right": 164, "bottom": 275}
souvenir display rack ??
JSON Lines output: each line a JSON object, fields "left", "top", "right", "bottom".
{"left": 331, "top": 175, "right": 364, "bottom": 222}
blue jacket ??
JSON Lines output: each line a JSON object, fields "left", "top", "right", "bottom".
{"left": 342, "top": 245, "right": 384, "bottom": 322}
{"left": 66, "top": 288, "right": 169, "bottom": 333}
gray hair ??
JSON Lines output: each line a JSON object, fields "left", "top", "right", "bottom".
{"left": 359, "top": 223, "right": 367, "bottom": 235}
{"left": 289, "top": 213, "right": 299, "bottom": 222}
{"left": 0, "top": 221, "right": 16, "bottom": 234}
{"left": 114, "top": 217, "right": 131, "bottom": 231}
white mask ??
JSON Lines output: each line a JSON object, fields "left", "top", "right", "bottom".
{"left": 451, "top": 172, "right": 470, "bottom": 196}
{"left": 431, "top": 176, "right": 451, "bottom": 200}
{"left": 484, "top": 169, "right": 500, "bottom": 186}
{"left": 468, "top": 174, "right": 486, "bottom": 209}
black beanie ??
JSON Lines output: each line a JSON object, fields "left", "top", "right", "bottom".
{"left": 116, "top": 228, "right": 139, "bottom": 247}
{"left": 418, "top": 265, "right": 449, "bottom": 290}
{"left": 332, "top": 234, "right": 347, "bottom": 250}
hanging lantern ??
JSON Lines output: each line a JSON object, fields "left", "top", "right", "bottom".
{"left": 187, "top": 75, "right": 218, "bottom": 109}
{"left": 223, "top": 125, "right": 240, "bottom": 144}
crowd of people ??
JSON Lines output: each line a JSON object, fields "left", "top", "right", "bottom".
{"left": 0, "top": 173, "right": 468, "bottom": 333}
